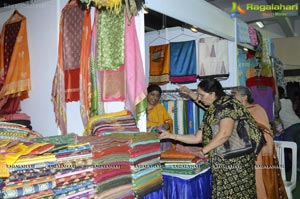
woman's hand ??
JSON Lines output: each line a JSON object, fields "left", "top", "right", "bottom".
{"left": 178, "top": 85, "right": 197, "bottom": 101}
{"left": 159, "top": 129, "right": 174, "bottom": 140}
{"left": 178, "top": 85, "right": 191, "bottom": 95}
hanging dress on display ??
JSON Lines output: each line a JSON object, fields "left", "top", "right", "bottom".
{"left": 169, "top": 40, "right": 197, "bottom": 83}
{"left": 0, "top": 10, "right": 31, "bottom": 115}
{"left": 198, "top": 37, "right": 229, "bottom": 79}
{"left": 52, "top": 1, "right": 91, "bottom": 134}
{"left": 149, "top": 44, "right": 170, "bottom": 85}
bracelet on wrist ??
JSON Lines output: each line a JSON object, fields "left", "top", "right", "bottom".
{"left": 200, "top": 148, "right": 206, "bottom": 155}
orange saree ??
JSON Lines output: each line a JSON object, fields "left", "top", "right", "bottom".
{"left": 0, "top": 11, "right": 31, "bottom": 114}
{"left": 52, "top": 1, "right": 91, "bottom": 134}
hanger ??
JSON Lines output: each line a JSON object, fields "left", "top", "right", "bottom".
{"left": 148, "top": 30, "right": 169, "bottom": 46}
{"left": 168, "top": 27, "right": 199, "bottom": 41}
{"left": 7, "top": 10, "right": 24, "bottom": 24}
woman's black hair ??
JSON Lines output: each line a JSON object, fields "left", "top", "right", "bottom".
{"left": 232, "top": 86, "right": 254, "bottom": 104}
{"left": 278, "top": 86, "right": 285, "bottom": 99}
{"left": 197, "top": 78, "right": 226, "bottom": 99}
{"left": 147, "top": 84, "right": 162, "bottom": 95}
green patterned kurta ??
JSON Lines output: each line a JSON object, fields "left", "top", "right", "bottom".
{"left": 202, "top": 95, "right": 263, "bottom": 199}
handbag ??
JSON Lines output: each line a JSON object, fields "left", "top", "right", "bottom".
{"left": 216, "top": 120, "right": 256, "bottom": 159}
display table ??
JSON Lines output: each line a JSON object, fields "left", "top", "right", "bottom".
{"left": 143, "top": 168, "right": 212, "bottom": 199}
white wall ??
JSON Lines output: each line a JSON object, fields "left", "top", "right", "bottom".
{"left": 145, "top": 0, "right": 235, "bottom": 41}
{"left": 0, "top": 0, "right": 60, "bottom": 136}
{"left": 0, "top": 0, "right": 146, "bottom": 136}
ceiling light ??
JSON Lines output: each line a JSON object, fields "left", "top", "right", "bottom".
{"left": 256, "top": 21, "right": 264, "bottom": 28}
{"left": 190, "top": 26, "right": 198, "bottom": 33}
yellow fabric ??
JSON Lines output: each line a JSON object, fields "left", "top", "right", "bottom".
{"left": 84, "top": 110, "right": 130, "bottom": 135}
{"left": 91, "top": 0, "right": 122, "bottom": 14}
{"left": 149, "top": 44, "right": 170, "bottom": 85}
{"left": 4, "top": 143, "right": 48, "bottom": 165}
{"left": 0, "top": 154, "right": 9, "bottom": 178}
{"left": 14, "top": 154, "right": 56, "bottom": 165}
{"left": 147, "top": 103, "right": 173, "bottom": 133}
{"left": 0, "top": 139, "right": 11, "bottom": 148}
{"left": 0, "top": 12, "right": 31, "bottom": 99}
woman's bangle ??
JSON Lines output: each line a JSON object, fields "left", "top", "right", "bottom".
{"left": 200, "top": 148, "right": 206, "bottom": 155}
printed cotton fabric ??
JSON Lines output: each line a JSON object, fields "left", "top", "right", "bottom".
{"left": 198, "top": 37, "right": 229, "bottom": 78}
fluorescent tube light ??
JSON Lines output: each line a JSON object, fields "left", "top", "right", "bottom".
{"left": 256, "top": 21, "right": 264, "bottom": 28}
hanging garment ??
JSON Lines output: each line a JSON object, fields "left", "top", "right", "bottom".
{"left": 89, "top": 10, "right": 104, "bottom": 117}
{"left": 198, "top": 37, "right": 229, "bottom": 78}
{"left": 248, "top": 25, "right": 258, "bottom": 46}
{"left": 100, "top": 65, "right": 125, "bottom": 101}
{"left": 0, "top": 10, "right": 31, "bottom": 114}
{"left": 236, "top": 19, "right": 251, "bottom": 44}
{"left": 273, "top": 58, "right": 285, "bottom": 89}
{"left": 169, "top": 40, "right": 197, "bottom": 83}
{"left": 96, "top": 9, "right": 124, "bottom": 70}
{"left": 187, "top": 99, "right": 194, "bottom": 134}
{"left": 237, "top": 49, "right": 258, "bottom": 86}
{"left": 123, "top": 13, "right": 147, "bottom": 121}
{"left": 246, "top": 76, "right": 275, "bottom": 121}
{"left": 149, "top": 44, "right": 170, "bottom": 85}
{"left": 52, "top": 1, "right": 91, "bottom": 134}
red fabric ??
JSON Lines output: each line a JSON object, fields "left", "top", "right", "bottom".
{"left": 64, "top": 68, "right": 80, "bottom": 102}
{"left": 28, "top": 143, "right": 55, "bottom": 155}
{"left": 246, "top": 76, "right": 276, "bottom": 95}
{"left": 93, "top": 145, "right": 130, "bottom": 159}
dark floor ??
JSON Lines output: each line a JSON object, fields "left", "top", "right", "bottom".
{"left": 292, "top": 171, "right": 300, "bottom": 198}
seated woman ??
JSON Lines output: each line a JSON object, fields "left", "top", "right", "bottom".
{"left": 146, "top": 85, "right": 173, "bottom": 150}
{"left": 231, "top": 86, "right": 287, "bottom": 199}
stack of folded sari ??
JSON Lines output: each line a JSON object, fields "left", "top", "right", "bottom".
{"left": 32, "top": 133, "right": 95, "bottom": 198}
{"left": 83, "top": 110, "right": 140, "bottom": 136}
{"left": 52, "top": 142, "right": 95, "bottom": 198}
{"left": 0, "top": 122, "right": 31, "bottom": 142}
{"left": 160, "top": 148, "right": 210, "bottom": 175}
{"left": 103, "top": 133, "right": 162, "bottom": 199}
{"left": 1, "top": 141, "right": 57, "bottom": 198}
{"left": 78, "top": 134, "right": 134, "bottom": 199}
{"left": 127, "top": 133, "right": 162, "bottom": 199}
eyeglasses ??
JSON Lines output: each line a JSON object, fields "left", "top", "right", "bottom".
{"left": 196, "top": 92, "right": 210, "bottom": 99}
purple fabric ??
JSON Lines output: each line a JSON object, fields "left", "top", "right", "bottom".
{"left": 249, "top": 86, "right": 274, "bottom": 121}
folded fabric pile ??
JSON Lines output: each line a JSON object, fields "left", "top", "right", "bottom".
{"left": 52, "top": 142, "right": 95, "bottom": 199}
{"left": 33, "top": 134, "right": 95, "bottom": 198}
{"left": 0, "top": 113, "right": 32, "bottom": 130}
{"left": 0, "top": 122, "right": 31, "bottom": 142}
{"left": 83, "top": 110, "right": 140, "bottom": 136}
{"left": 0, "top": 140, "right": 57, "bottom": 198}
{"left": 100, "top": 133, "right": 162, "bottom": 199}
{"left": 160, "top": 147, "right": 209, "bottom": 175}
{"left": 78, "top": 135, "right": 134, "bottom": 199}
{"left": 78, "top": 132, "right": 162, "bottom": 199}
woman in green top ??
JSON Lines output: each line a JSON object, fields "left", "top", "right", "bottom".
{"left": 160, "top": 78, "right": 265, "bottom": 199}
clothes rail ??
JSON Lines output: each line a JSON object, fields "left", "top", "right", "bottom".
{"left": 161, "top": 87, "right": 235, "bottom": 93}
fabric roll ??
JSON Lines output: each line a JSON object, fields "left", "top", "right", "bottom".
{"left": 187, "top": 100, "right": 194, "bottom": 134}
{"left": 176, "top": 100, "right": 184, "bottom": 134}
